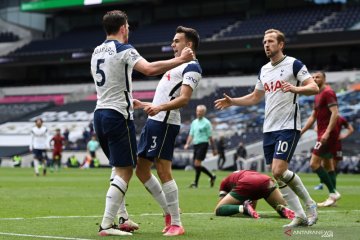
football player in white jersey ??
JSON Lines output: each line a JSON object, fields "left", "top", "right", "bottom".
{"left": 132, "top": 26, "right": 201, "bottom": 236}
{"left": 91, "top": 11, "right": 194, "bottom": 237}
{"left": 29, "top": 118, "right": 49, "bottom": 176}
{"left": 215, "top": 29, "right": 319, "bottom": 227}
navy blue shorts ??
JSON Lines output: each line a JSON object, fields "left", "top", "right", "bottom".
{"left": 137, "top": 119, "right": 180, "bottom": 161}
{"left": 93, "top": 109, "right": 137, "bottom": 167}
{"left": 33, "top": 149, "right": 46, "bottom": 160}
{"left": 263, "top": 129, "right": 300, "bottom": 165}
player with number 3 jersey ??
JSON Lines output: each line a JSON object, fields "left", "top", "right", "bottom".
{"left": 91, "top": 10, "right": 194, "bottom": 237}
{"left": 134, "top": 26, "right": 201, "bottom": 237}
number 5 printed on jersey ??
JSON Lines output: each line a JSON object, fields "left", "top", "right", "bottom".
{"left": 96, "top": 59, "right": 106, "bottom": 86}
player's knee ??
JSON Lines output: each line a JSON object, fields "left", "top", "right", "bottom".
{"left": 157, "top": 170, "right": 172, "bottom": 183}
{"left": 214, "top": 207, "right": 222, "bottom": 216}
{"left": 309, "top": 160, "right": 320, "bottom": 170}
{"left": 135, "top": 165, "right": 149, "bottom": 182}
{"left": 272, "top": 169, "right": 283, "bottom": 180}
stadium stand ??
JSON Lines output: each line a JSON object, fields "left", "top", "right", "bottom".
{"left": 222, "top": 6, "right": 336, "bottom": 39}
{"left": 312, "top": 5, "right": 360, "bottom": 32}
{"left": 0, "top": 102, "right": 54, "bottom": 124}
{"left": 0, "top": 31, "right": 19, "bottom": 42}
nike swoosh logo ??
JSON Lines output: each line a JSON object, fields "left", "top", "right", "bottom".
{"left": 275, "top": 152, "right": 285, "bottom": 155}
{"left": 148, "top": 149, "right": 156, "bottom": 152}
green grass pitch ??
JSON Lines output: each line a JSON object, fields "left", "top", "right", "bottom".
{"left": 0, "top": 168, "right": 359, "bottom": 240}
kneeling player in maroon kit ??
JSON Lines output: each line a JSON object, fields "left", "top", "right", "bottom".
{"left": 215, "top": 170, "right": 294, "bottom": 221}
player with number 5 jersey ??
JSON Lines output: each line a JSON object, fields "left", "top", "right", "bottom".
{"left": 215, "top": 29, "right": 319, "bottom": 227}
{"left": 91, "top": 10, "right": 194, "bottom": 237}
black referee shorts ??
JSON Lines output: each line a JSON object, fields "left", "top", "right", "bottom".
{"left": 193, "top": 142, "right": 209, "bottom": 161}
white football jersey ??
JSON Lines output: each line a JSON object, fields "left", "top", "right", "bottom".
{"left": 91, "top": 40, "right": 143, "bottom": 120}
{"left": 256, "top": 56, "right": 312, "bottom": 132}
{"left": 149, "top": 60, "right": 202, "bottom": 125}
{"left": 30, "top": 126, "right": 48, "bottom": 150}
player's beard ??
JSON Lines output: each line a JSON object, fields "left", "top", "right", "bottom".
{"left": 266, "top": 49, "right": 279, "bottom": 59}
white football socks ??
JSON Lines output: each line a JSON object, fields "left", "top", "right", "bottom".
{"left": 281, "top": 170, "right": 315, "bottom": 206}
{"left": 163, "top": 179, "right": 181, "bottom": 226}
{"left": 278, "top": 180, "right": 307, "bottom": 220}
{"left": 144, "top": 174, "right": 169, "bottom": 214}
{"left": 101, "top": 175, "right": 127, "bottom": 229}
{"left": 33, "top": 159, "right": 40, "bottom": 175}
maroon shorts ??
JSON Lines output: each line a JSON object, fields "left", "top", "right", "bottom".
{"left": 53, "top": 150, "right": 62, "bottom": 160}
{"left": 332, "top": 141, "right": 342, "bottom": 161}
{"left": 312, "top": 134, "right": 337, "bottom": 159}
{"left": 229, "top": 173, "right": 275, "bottom": 201}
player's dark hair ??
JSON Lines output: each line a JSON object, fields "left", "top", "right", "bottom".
{"left": 35, "top": 118, "right": 43, "bottom": 123}
{"left": 176, "top": 26, "right": 200, "bottom": 50}
{"left": 103, "top": 10, "right": 128, "bottom": 35}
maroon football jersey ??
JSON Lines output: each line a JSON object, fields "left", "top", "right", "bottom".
{"left": 314, "top": 85, "right": 338, "bottom": 137}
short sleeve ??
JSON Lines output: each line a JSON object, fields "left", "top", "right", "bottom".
{"left": 255, "top": 69, "right": 264, "bottom": 90}
{"left": 293, "top": 59, "right": 312, "bottom": 82}
{"left": 189, "top": 122, "right": 194, "bottom": 136}
{"left": 122, "top": 47, "right": 143, "bottom": 68}
{"left": 182, "top": 63, "right": 202, "bottom": 90}
{"left": 206, "top": 121, "right": 212, "bottom": 137}
{"left": 324, "top": 90, "right": 338, "bottom": 107}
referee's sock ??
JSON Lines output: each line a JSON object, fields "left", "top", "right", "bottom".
{"left": 201, "top": 166, "right": 213, "bottom": 178}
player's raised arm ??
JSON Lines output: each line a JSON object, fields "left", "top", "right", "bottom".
{"left": 134, "top": 47, "right": 194, "bottom": 76}
{"left": 214, "top": 90, "right": 264, "bottom": 110}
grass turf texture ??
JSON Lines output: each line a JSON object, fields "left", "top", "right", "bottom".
{"left": 0, "top": 168, "right": 359, "bottom": 240}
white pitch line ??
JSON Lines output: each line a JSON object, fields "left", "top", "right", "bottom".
{"left": 0, "top": 232, "right": 93, "bottom": 240}
{"left": 1, "top": 209, "right": 359, "bottom": 221}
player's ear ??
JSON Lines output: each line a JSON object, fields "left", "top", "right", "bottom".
{"left": 119, "top": 25, "right": 126, "bottom": 34}
{"left": 186, "top": 41, "right": 193, "bottom": 49}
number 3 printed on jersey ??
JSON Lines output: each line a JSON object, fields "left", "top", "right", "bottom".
{"left": 96, "top": 59, "right": 106, "bottom": 86}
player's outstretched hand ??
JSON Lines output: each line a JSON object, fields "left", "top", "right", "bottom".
{"left": 180, "top": 47, "right": 195, "bottom": 62}
{"left": 214, "top": 93, "right": 233, "bottom": 110}
{"left": 133, "top": 99, "right": 151, "bottom": 109}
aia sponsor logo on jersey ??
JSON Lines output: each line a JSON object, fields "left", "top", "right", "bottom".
{"left": 264, "top": 80, "right": 282, "bottom": 93}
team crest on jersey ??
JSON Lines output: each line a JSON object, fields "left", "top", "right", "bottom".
{"left": 129, "top": 50, "right": 140, "bottom": 61}
{"left": 264, "top": 80, "right": 282, "bottom": 93}
{"left": 186, "top": 76, "right": 198, "bottom": 84}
